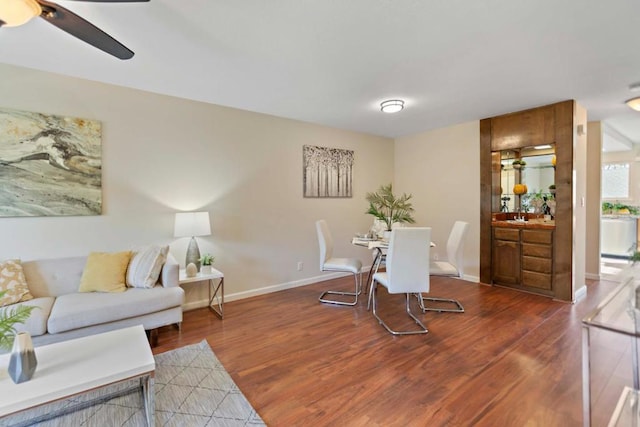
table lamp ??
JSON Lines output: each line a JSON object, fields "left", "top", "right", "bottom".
{"left": 174, "top": 211, "right": 211, "bottom": 271}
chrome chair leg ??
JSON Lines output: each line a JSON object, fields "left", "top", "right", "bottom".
{"left": 319, "top": 271, "right": 362, "bottom": 306}
{"left": 420, "top": 296, "right": 464, "bottom": 313}
{"left": 371, "top": 283, "right": 429, "bottom": 335}
{"left": 367, "top": 253, "right": 385, "bottom": 310}
{"left": 364, "top": 248, "right": 385, "bottom": 296}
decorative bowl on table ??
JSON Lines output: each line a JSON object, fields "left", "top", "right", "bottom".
{"left": 355, "top": 233, "right": 377, "bottom": 241}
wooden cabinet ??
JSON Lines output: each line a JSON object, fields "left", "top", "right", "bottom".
{"left": 490, "top": 105, "right": 555, "bottom": 151}
{"left": 492, "top": 230, "right": 520, "bottom": 285}
{"left": 521, "top": 229, "right": 553, "bottom": 290}
{"left": 492, "top": 227, "right": 521, "bottom": 286}
{"left": 492, "top": 227, "right": 554, "bottom": 292}
{"left": 481, "top": 100, "right": 580, "bottom": 301}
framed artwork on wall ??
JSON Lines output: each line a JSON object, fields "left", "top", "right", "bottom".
{"left": 0, "top": 107, "right": 102, "bottom": 217}
{"left": 303, "top": 145, "right": 353, "bottom": 198}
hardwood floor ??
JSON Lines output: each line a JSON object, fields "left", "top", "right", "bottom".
{"left": 153, "top": 275, "right": 626, "bottom": 426}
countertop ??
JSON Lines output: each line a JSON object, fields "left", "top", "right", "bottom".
{"left": 602, "top": 215, "right": 639, "bottom": 220}
{"left": 492, "top": 219, "right": 555, "bottom": 229}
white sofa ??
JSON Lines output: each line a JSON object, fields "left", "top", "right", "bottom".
{"left": 5, "top": 254, "right": 184, "bottom": 348}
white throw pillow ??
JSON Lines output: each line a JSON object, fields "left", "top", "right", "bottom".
{"left": 126, "top": 245, "right": 169, "bottom": 289}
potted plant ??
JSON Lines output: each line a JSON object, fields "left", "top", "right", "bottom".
{"left": 365, "top": 183, "right": 415, "bottom": 237}
{"left": 549, "top": 184, "right": 556, "bottom": 195}
{"left": 199, "top": 253, "right": 215, "bottom": 274}
{"left": 529, "top": 190, "right": 545, "bottom": 214}
{"left": 512, "top": 159, "right": 526, "bottom": 169}
{"left": 0, "top": 291, "right": 35, "bottom": 350}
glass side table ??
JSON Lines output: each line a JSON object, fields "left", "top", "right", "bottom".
{"left": 179, "top": 268, "right": 224, "bottom": 319}
{"left": 582, "top": 275, "right": 640, "bottom": 426}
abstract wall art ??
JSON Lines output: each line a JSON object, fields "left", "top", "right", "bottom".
{"left": 303, "top": 145, "right": 353, "bottom": 198}
{"left": 0, "top": 107, "right": 102, "bottom": 217}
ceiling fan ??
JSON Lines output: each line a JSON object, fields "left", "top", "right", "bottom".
{"left": 0, "top": 0, "right": 148, "bottom": 60}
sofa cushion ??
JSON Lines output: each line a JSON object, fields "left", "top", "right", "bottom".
{"left": 0, "top": 297, "right": 55, "bottom": 337}
{"left": 47, "top": 286, "right": 184, "bottom": 334}
{"left": 127, "top": 245, "right": 169, "bottom": 289}
{"left": 22, "top": 257, "right": 87, "bottom": 298}
{"left": 0, "top": 259, "right": 33, "bottom": 307}
{"left": 79, "top": 251, "right": 132, "bottom": 293}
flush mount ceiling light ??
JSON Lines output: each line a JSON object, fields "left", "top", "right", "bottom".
{"left": 626, "top": 97, "right": 640, "bottom": 112}
{"left": 380, "top": 99, "right": 404, "bottom": 114}
{"left": 624, "top": 82, "right": 640, "bottom": 111}
{"left": 0, "top": 0, "right": 41, "bottom": 27}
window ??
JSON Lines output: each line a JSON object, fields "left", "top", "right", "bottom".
{"left": 602, "top": 163, "right": 630, "bottom": 199}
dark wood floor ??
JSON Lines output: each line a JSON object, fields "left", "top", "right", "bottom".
{"left": 152, "top": 275, "right": 627, "bottom": 426}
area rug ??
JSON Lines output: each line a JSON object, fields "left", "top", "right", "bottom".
{"left": 2, "top": 340, "right": 265, "bottom": 427}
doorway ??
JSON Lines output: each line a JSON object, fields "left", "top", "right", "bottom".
{"left": 599, "top": 120, "right": 639, "bottom": 279}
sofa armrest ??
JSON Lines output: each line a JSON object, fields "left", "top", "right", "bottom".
{"left": 160, "top": 252, "right": 180, "bottom": 288}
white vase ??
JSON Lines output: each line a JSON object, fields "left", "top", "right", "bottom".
{"left": 372, "top": 219, "right": 387, "bottom": 238}
{"left": 547, "top": 200, "right": 556, "bottom": 217}
{"left": 201, "top": 265, "right": 212, "bottom": 274}
{"left": 8, "top": 332, "right": 37, "bottom": 384}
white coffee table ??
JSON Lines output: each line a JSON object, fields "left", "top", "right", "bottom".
{"left": 0, "top": 325, "right": 155, "bottom": 426}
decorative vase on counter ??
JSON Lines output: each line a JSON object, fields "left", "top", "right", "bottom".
{"left": 201, "top": 265, "right": 212, "bottom": 274}
{"left": 547, "top": 200, "right": 556, "bottom": 217}
{"left": 8, "top": 332, "right": 37, "bottom": 384}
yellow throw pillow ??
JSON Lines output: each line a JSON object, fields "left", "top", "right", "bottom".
{"left": 0, "top": 259, "right": 33, "bottom": 307}
{"left": 79, "top": 251, "right": 132, "bottom": 293}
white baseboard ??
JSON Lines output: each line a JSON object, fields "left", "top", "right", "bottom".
{"left": 182, "top": 270, "right": 352, "bottom": 311}
{"left": 585, "top": 273, "right": 601, "bottom": 281}
{"left": 573, "top": 285, "right": 588, "bottom": 303}
{"left": 182, "top": 267, "right": 482, "bottom": 312}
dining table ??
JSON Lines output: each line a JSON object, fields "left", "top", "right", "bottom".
{"left": 352, "top": 236, "right": 436, "bottom": 301}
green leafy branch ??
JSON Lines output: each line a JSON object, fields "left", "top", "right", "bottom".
{"left": 365, "top": 183, "right": 416, "bottom": 231}
{"left": 0, "top": 291, "right": 36, "bottom": 350}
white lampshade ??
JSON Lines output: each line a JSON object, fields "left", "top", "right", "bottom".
{"left": 174, "top": 212, "right": 211, "bottom": 238}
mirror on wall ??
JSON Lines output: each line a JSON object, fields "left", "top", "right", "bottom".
{"left": 498, "top": 145, "right": 555, "bottom": 213}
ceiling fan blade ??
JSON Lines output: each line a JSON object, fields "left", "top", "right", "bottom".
{"left": 37, "top": 0, "right": 134, "bottom": 60}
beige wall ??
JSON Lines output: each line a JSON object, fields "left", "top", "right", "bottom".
{"left": 572, "top": 104, "right": 587, "bottom": 299}
{"left": 394, "top": 121, "right": 481, "bottom": 281}
{"left": 586, "top": 122, "right": 602, "bottom": 279}
{"left": 0, "top": 63, "right": 604, "bottom": 305}
{"left": 0, "top": 63, "right": 394, "bottom": 307}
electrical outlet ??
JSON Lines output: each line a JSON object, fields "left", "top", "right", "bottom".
{"left": 297, "top": 262, "right": 304, "bottom": 271}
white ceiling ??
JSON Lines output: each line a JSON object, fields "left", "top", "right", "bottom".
{"left": 1, "top": 0, "right": 640, "bottom": 149}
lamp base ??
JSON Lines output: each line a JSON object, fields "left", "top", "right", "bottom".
{"left": 186, "top": 237, "right": 201, "bottom": 272}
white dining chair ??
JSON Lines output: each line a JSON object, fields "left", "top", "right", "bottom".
{"left": 370, "top": 227, "right": 431, "bottom": 335}
{"left": 316, "top": 220, "right": 363, "bottom": 306}
{"left": 420, "top": 220, "right": 469, "bottom": 313}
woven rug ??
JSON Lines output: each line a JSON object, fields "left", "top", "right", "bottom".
{"left": 2, "top": 340, "right": 265, "bottom": 427}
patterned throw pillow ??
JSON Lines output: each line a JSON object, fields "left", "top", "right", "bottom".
{"left": 0, "top": 259, "right": 33, "bottom": 307}
{"left": 126, "top": 245, "right": 169, "bottom": 289}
